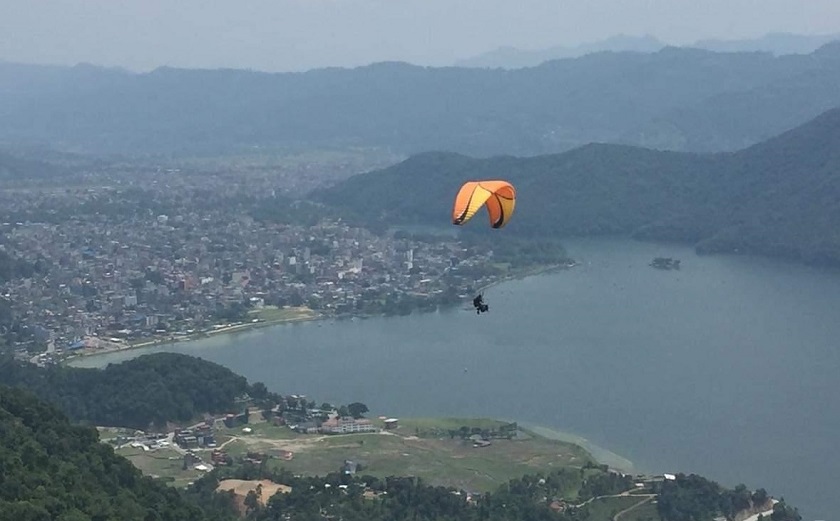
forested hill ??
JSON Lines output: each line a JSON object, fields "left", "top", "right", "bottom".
{"left": 1, "top": 384, "right": 802, "bottom": 521}
{"left": 0, "top": 353, "right": 254, "bottom": 430}
{"left": 314, "top": 107, "right": 840, "bottom": 266}
{"left": 0, "top": 386, "right": 225, "bottom": 521}
{"left": 2, "top": 44, "right": 840, "bottom": 156}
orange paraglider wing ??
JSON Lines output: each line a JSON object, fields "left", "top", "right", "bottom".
{"left": 452, "top": 180, "right": 516, "bottom": 228}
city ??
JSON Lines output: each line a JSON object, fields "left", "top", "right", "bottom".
{"left": 0, "top": 162, "right": 525, "bottom": 363}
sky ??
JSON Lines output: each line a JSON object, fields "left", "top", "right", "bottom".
{"left": 1, "top": 0, "right": 840, "bottom": 72}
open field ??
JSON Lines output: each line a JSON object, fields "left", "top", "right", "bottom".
{"left": 581, "top": 496, "right": 653, "bottom": 521}
{"left": 115, "top": 446, "right": 206, "bottom": 488}
{"left": 248, "top": 305, "right": 317, "bottom": 323}
{"left": 615, "top": 498, "right": 659, "bottom": 521}
{"left": 213, "top": 418, "right": 595, "bottom": 492}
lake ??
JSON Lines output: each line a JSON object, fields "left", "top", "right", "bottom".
{"left": 74, "top": 237, "right": 840, "bottom": 520}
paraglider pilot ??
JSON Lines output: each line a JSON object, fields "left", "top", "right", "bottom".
{"left": 473, "top": 293, "right": 489, "bottom": 314}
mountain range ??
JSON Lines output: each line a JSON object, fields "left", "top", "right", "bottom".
{"left": 2, "top": 43, "right": 840, "bottom": 157}
{"left": 455, "top": 32, "right": 840, "bottom": 69}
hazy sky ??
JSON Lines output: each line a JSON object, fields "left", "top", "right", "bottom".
{"left": 2, "top": 0, "right": 839, "bottom": 72}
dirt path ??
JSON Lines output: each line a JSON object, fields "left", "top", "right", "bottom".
{"left": 613, "top": 495, "right": 656, "bottom": 521}
{"left": 572, "top": 491, "right": 655, "bottom": 509}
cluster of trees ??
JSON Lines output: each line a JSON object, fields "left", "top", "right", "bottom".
{"left": 655, "top": 474, "right": 799, "bottom": 521}
{"left": 0, "top": 249, "right": 40, "bottom": 284}
{"left": 316, "top": 107, "right": 840, "bottom": 267}
{"left": 0, "top": 385, "right": 233, "bottom": 521}
{"left": 414, "top": 421, "right": 520, "bottom": 441}
{"left": 0, "top": 352, "right": 255, "bottom": 430}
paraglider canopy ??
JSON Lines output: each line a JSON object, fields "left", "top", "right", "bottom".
{"left": 452, "top": 180, "right": 516, "bottom": 229}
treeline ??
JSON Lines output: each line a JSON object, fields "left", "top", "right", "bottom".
{"left": 413, "top": 421, "right": 520, "bottom": 440}
{"left": 186, "top": 462, "right": 637, "bottom": 521}
{"left": 0, "top": 385, "right": 234, "bottom": 521}
{"left": 655, "top": 473, "right": 800, "bottom": 521}
{"left": 0, "top": 352, "right": 253, "bottom": 430}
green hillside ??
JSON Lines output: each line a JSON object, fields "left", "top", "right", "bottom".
{"left": 0, "top": 385, "right": 225, "bottom": 521}
{"left": 0, "top": 353, "right": 252, "bottom": 430}
{"left": 314, "top": 107, "right": 840, "bottom": 265}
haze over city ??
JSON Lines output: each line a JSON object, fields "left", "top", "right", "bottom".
{"left": 2, "top": 0, "right": 840, "bottom": 72}
{"left": 4, "top": 1, "right": 840, "bottom": 520}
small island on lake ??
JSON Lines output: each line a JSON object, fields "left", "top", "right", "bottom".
{"left": 650, "top": 257, "right": 681, "bottom": 270}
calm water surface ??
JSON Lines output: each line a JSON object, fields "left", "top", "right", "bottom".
{"left": 75, "top": 238, "right": 840, "bottom": 520}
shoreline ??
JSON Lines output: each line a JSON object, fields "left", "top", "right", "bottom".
{"left": 517, "top": 422, "right": 635, "bottom": 474}
{"left": 64, "top": 308, "right": 323, "bottom": 363}
{"left": 66, "top": 261, "right": 577, "bottom": 364}
{"left": 476, "top": 261, "right": 576, "bottom": 294}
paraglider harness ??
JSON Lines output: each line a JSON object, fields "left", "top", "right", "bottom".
{"left": 473, "top": 293, "right": 489, "bottom": 314}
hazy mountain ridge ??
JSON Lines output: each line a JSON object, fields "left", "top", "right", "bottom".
{"left": 314, "top": 107, "right": 840, "bottom": 265}
{"left": 456, "top": 32, "right": 840, "bottom": 69}
{"left": 2, "top": 45, "right": 840, "bottom": 156}
{"left": 623, "top": 41, "right": 840, "bottom": 151}
{"left": 454, "top": 34, "right": 666, "bottom": 68}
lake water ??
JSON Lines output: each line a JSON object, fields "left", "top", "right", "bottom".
{"left": 74, "top": 238, "right": 840, "bottom": 520}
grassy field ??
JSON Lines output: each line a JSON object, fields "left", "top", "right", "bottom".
{"left": 249, "top": 305, "right": 316, "bottom": 323}
{"left": 581, "top": 496, "right": 652, "bottom": 521}
{"left": 213, "top": 417, "right": 594, "bottom": 492}
{"left": 616, "top": 498, "right": 660, "bottom": 521}
{"left": 116, "top": 446, "right": 206, "bottom": 488}
{"left": 116, "top": 417, "right": 609, "bottom": 493}
{"left": 96, "top": 426, "right": 126, "bottom": 442}
{"left": 216, "top": 420, "right": 299, "bottom": 441}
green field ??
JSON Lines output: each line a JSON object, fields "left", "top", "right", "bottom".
{"left": 616, "top": 498, "right": 660, "bottom": 521}
{"left": 580, "top": 496, "right": 652, "bottom": 521}
{"left": 215, "top": 418, "right": 594, "bottom": 492}
{"left": 116, "top": 446, "right": 206, "bottom": 488}
{"left": 118, "top": 418, "right": 605, "bottom": 492}
{"left": 215, "top": 420, "right": 299, "bottom": 441}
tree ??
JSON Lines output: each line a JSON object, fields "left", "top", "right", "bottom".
{"left": 250, "top": 382, "right": 269, "bottom": 401}
{"left": 347, "top": 402, "right": 369, "bottom": 419}
{"left": 244, "top": 490, "right": 259, "bottom": 514}
{"left": 752, "top": 488, "right": 769, "bottom": 506}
